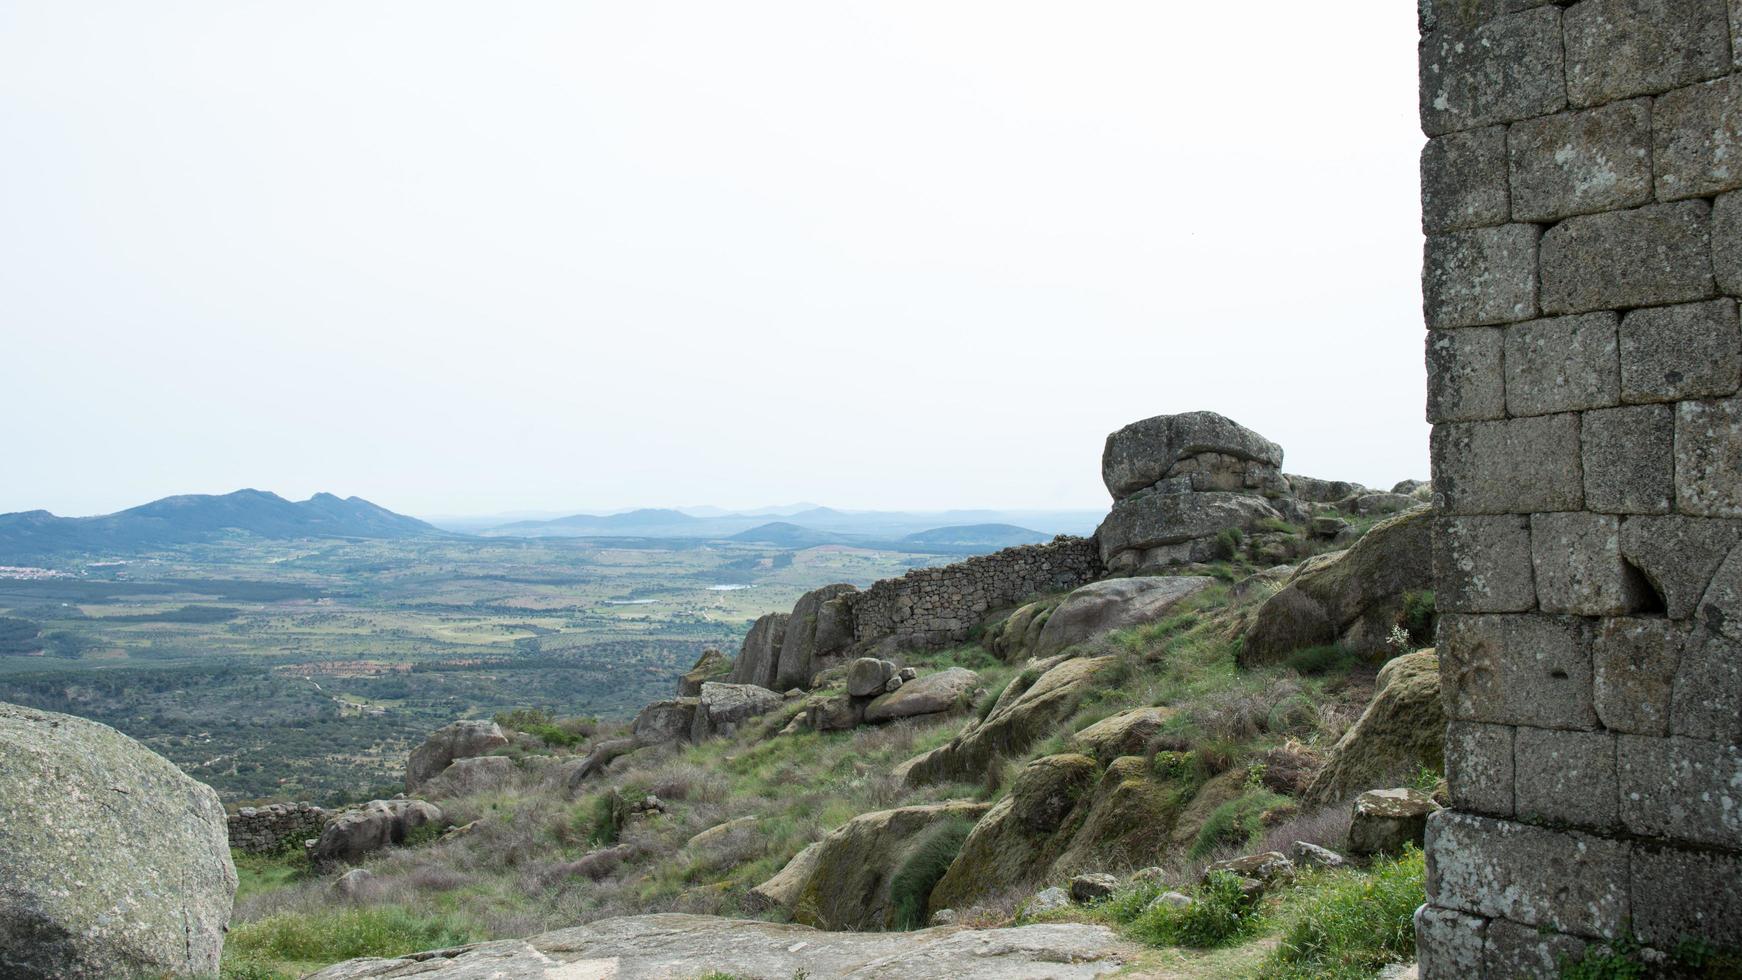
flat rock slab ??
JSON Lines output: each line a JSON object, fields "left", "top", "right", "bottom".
{"left": 306, "top": 912, "right": 1136, "bottom": 979}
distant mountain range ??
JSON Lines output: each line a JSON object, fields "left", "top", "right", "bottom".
{"left": 0, "top": 491, "right": 1100, "bottom": 562}
{"left": 0, "top": 490, "right": 438, "bottom": 560}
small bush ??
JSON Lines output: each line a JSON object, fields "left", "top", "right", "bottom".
{"left": 1212, "top": 527, "right": 1244, "bottom": 560}
{"left": 1263, "top": 847, "right": 1425, "bottom": 979}
{"left": 1400, "top": 589, "right": 1436, "bottom": 641}
{"left": 889, "top": 818, "right": 975, "bottom": 929}
{"left": 1128, "top": 870, "right": 1262, "bottom": 948}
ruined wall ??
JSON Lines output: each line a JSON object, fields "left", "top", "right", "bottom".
{"left": 849, "top": 536, "right": 1103, "bottom": 648}
{"left": 1417, "top": 1, "right": 1742, "bottom": 974}
{"left": 227, "top": 802, "right": 329, "bottom": 855}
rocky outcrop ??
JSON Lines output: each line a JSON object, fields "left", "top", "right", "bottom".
{"left": 985, "top": 595, "right": 1065, "bottom": 663}
{"left": 405, "top": 720, "right": 509, "bottom": 793}
{"left": 308, "top": 799, "right": 444, "bottom": 868}
{"left": 1102, "top": 411, "right": 1285, "bottom": 500}
{"left": 304, "top": 912, "right": 1135, "bottom": 979}
{"left": 677, "top": 648, "right": 732, "bottom": 696}
{"left": 1240, "top": 507, "right": 1433, "bottom": 665}
{"left": 420, "top": 755, "right": 515, "bottom": 799}
{"left": 1303, "top": 650, "right": 1444, "bottom": 807}
{"left": 1031, "top": 576, "right": 1215, "bottom": 659}
{"left": 727, "top": 612, "right": 789, "bottom": 688}
{"left": 864, "top": 667, "right": 979, "bottom": 723}
{"left": 896, "top": 655, "right": 1120, "bottom": 786}
{"left": 751, "top": 801, "right": 991, "bottom": 931}
{"left": 1347, "top": 788, "right": 1440, "bottom": 856}
{"left": 1287, "top": 474, "right": 1368, "bottom": 503}
{"left": 632, "top": 698, "right": 699, "bottom": 744}
{"left": 562, "top": 737, "right": 639, "bottom": 792}
{"left": 1068, "top": 706, "right": 1176, "bottom": 763}
{"left": 1098, "top": 491, "right": 1283, "bottom": 571}
{"left": 691, "top": 682, "right": 782, "bottom": 741}
{"left": 776, "top": 584, "right": 859, "bottom": 690}
{"left": 0, "top": 703, "right": 237, "bottom": 980}
{"left": 848, "top": 657, "right": 898, "bottom": 697}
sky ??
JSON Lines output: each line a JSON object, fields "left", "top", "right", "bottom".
{"left": 0, "top": 2, "right": 1428, "bottom": 519}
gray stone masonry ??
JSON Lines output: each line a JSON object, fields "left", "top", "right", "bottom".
{"left": 228, "top": 802, "right": 330, "bottom": 855}
{"left": 1421, "top": 0, "right": 1742, "bottom": 971}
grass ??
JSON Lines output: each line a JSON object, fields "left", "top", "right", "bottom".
{"left": 1259, "top": 847, "right": 1425, "bottom": 979}
{"left": 888, "top": 817, "right": 975, "bottom": 929}
{"left": 232, "top": 849, "right": 311, "bottom": 904}
{"left": 223, "top": 905, "right": 479, "bottom": 979}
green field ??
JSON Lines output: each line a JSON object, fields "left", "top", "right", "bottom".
{"left": 0, "top": 535, "right": 945, "bottom": 804}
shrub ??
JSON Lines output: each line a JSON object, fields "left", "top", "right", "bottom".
{"left": 1212, "top": 527, "right": 1244, "bottom": 560}
{"left": 1128, "top": 870, "right": 1263, "bottom": 948}
{"left": 889, "top": 818, "right": 975, "bottom": 929}
{"left": 1400, "top": 590, "right": 1436, "bottom": 642}
{"left": 1263, "top": 847, "right": 1425, "bottom": 979}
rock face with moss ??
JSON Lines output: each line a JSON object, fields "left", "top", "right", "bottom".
{"left": 751, "top": 801, "right": 991, "bottom": 931}
{"left": 1031, "top": 576, "right": 1216, "bottom": 659}
{"left": 677, "top": 648, "right": 732, "bottom": 696}
{"left": 1240, "top": 507, "right": 1433, "bottom": 666}
{"left": 895, "top": 655, "right": 1121, "bottom": 786}
{"left": 0, "top": 702, "right": 237, "bottom": 979}
{"left": 1302, "top": 650, "right": 1443, "bottom": 807}
{"left": 308, "top": 798, "right": 444, "bottom": 868}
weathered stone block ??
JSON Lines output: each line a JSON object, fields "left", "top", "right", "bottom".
{"left": 1631, "top": 844, "right": 1742, "bottom": 947}
{"left": 1433, "top": 514, "right": 1536, "bottom": 613}
{"left": 1619, "top": 300, "right": 1742, "bottom": 405}
{"left": 1618, "top": 515, "right": 1742, "bottom": 619}
{"left": 1508, "top": 100, "right": 1652, "bottom": 222}
{"left": 1503, "top": 313, "right": 1619, "bottom": 416}
{"left": 1581, "top": 405, "right": 1674, "bottom": 515}
{"left": 1418, "top": 0, "right": 1556, "bottom": 34}
{"left": 1445, "top": 720, "right": 1515, "bottom": 817}
{"left": 1439, "top": 614, "right": 1598, "bottom": 730}
{"left": 1514, "top": 727, "right": 1617, "bottom": 830}
{"left": 1593, "top": 618, "right": 1685, "bottom": 735}
{"left": 1425, "top": 811, "right": 1629, "bottom": 938}
{"left": 1419, "top": 7, "right": 1565, "bottom": 135}
{"left": 1675, "top": 396, "right": 1742, "bottom": 517}
{"left": 1670, "top": 626, "right": 1742, "bottom": 741}
{"left": 1532, "top": 513, "right": 1654, "bottom": 616}
{"left": 1431, "top": 415, "right": 1582, "bottom": 515}
{"left": 1618, "top": 734, "right": 1742, "bottom": 848}
{"left": 1539, "top": 201, "right": 1714, "bottom": 315}
{"left": 1413, "top": 904, "right": 1487, "bottom": 980}
{"left": 1421, "top": 126, "right": 1509, "bottom": 232}
{"left": 1425, "top": 328, "right": 1505, "bottom": 422}
{"left": 1423, "top": 225, "right": 1541, "bottom": 328}
{"left": 1714, "top": 190, "right": 1742, "bottom": 294}
{"left": 1563, "top": 0, "right": 1731, "bottom": 105}
{"left": 1484, "top": 919, "right": 1597, "bottom": 980}
{"left": 1655, "top": 75, "right": 1742, "bottom": 201}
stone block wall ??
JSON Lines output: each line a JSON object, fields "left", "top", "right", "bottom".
{"left": 1418, "top": 1, "right": 1742, "bottom": 974}
{"left": 227, "top": 802, "right": 330, "bottom": 855}
{"left": 849, "top": 536, "right": 1103, "bottom": 648}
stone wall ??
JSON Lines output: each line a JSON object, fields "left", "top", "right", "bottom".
{"left": 1417, "top": 1, "right": 1742, "bottom": 974}
{"left": 227, "top": 802, "right": 329, "bottom": 855}
{"left": 849, "top": 536, "right": 1104, "bottom": 648}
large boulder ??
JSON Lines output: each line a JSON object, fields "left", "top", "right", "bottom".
{"left": 1303, "top": 650, "right": 1444, "bottom": 807}
{"left": 847, "top": 657, "right": 898, "bottom": 697}
{"left": 405, "top": 720, "right": 509, "bottom": 793}
{"left": 1286, "top": 474, "right": 1369, "bottom": 503}
{"left": 678, "top": 648, "right": 732, "bottom": 697}
{"left": 1102, "top": 411, "right": 1285, "bottom": 500}
{"left": 1240, "top": 507, "right": 1433, "bottom": 665}
{"left": 304, "top": 912, "right": 1136, "bottom": 980}
{"left": 727, "top": 612, "right": 789, "bottom": 689}
{"left": 1347, "top": 788, "right": 1441, "bottom": 856}
{"left": 420, "top": 755, "right": 515, "bottom": 799}
{"left": 1096, "top": 490, "right": 1283, "bottom": 571}
{"left": 750, "top": 801, "right": 991, "bottom": 931}
{"left": 895, "top": 656, "right": 1119, "bottom": 787}
{"left": 0, "top": 703, "right": 237, "bottom": 980}
{"left": 1069, "top": 706, "right": 1176, "bottom": 763}
{"left": 776, "top": 584, "right": 859, "bottom": 690}
{"left": 308, "top": 799, "right": 444, "bottom": 868}
{"left": 985, "top": 596, "right": 1065, "bottom": 663}
{"left": 864, "top": 667, "right": 980, "bottom": 723}
{"left": 691, "top": 682, "right": 783, "bottom": 741}
{"left": 1032, "top": 576, "right": 1216, "bottom": 659}
{"left": 632, "top": 698, "right": 699, "bottom": 744}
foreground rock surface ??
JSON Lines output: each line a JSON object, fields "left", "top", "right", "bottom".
{"left": 0, "top": 702, "right": 237, "bottom": 980}
{"left": 405, "top": 720, "right": 509, "bottom": 792}
{"left": 306, "top": 912, "right": 1136, "bottom": 979}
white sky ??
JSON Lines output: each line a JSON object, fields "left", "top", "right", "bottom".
{"left": 0, "top": 2, "right": 1428, "bottom": 519}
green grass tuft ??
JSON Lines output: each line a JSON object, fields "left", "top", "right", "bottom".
{"left": 1127, "top": 870, "right": 1263, "bottom": 948}
{"left": 223, "top": 906, "right": 478, "bottom": 978}
{"left": 1262, "top": 847, "right": 1425, "bottom": 979}
{"left": 889, "top": 818, "right": 975, "bottom": 929}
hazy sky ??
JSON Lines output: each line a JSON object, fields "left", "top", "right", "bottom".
{"left": 0, "top": 3, "right": 1427, "bottom": 519}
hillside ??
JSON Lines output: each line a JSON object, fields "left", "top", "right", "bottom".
{"left": 0, "top": 490, "right": 437, "bottom": 560}
{"left": 899, "top": 523, "right": 1048, "bottom": 548}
